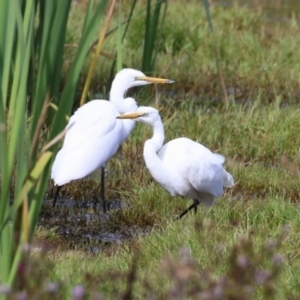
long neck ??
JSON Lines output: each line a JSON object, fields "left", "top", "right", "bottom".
{"left": 143, "top": 118, "right": 169, "bottom": 184}
{"left": 109, "top": 81, "right": 127, "bottom": 108}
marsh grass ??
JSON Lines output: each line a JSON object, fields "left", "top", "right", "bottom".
{"left": 31, "top": 199, "right": 298, "bottom": 299}
{"left": 3, "top": 1, "right": 300, "bottom": 298}
{"left": 20, "top": 98, "right": 300, "bottom": 299}
{"left": 67, "top": 1, "right": 300, "bottom": 104}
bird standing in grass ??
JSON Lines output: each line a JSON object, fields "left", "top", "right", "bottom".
{"left": 51, "top": 69, "right": 174, "bottom": 212}
{"left": 117, "top": 106, "right": 234, "bottom": 219}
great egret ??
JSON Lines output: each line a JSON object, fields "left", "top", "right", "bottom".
{"left": 51, "top": 69, "right": 174, "bottom": 212}
{"left": 117, "top": 106, "right": 234, "bottom": 219}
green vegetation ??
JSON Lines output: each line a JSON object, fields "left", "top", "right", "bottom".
{"left": 0, "top": 0, "right": 110, "bottom": 291}
{"left": 2, "top": 0, "right": 300, "bottom": 299}
{"left": 70, "top": 1, "right": 300, "bottom": 103}
{"left": 34, "top": 101, "right": 300, "bottom": 299}
{"left": 16, "top": 101, "right": 300, "bottom": 299}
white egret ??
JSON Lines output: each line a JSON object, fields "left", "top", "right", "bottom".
{"left": 117, "top": 106, "right": 234, "bottom": 219}
{"left": 51, "top": 69, "right": 174, "bottom": 212}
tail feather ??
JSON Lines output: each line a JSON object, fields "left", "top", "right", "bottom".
{"left": 223, "top": 170, "right": 234, "bottom": 188}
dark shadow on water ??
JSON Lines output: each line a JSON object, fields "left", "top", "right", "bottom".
{"left": 38, "top": 198, "right": 141, "bottom": 254}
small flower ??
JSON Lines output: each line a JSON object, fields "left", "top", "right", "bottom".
{"left": 0, "top": 284, "right": 11, "bottom": 296}
{"left": 254, "top": 269, "right": 270, "bottom": 284}
{"left": 16, "top": 291, "right": 28, "bottom": 300}
{"left": 22, "top": 243, "right": 31, "bottom": 253}
{"left": 212, "top": 285, "right": 223, "bottom": 300}
{"left": 45, "top": 282, "right": 59, "bottom": 294}
{"left": 237, "top": 255, "right": 249, "bottom": 268}
{"left": 272, "top": 253, "right": 284, "bottom": 266}
{"left": 71, "top": 285, "right": 85, "bottom": 300}
{"left": 265, "top": 239, "right": 277, "bottom": 250}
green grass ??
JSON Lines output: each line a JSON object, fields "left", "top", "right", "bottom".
{"left": 24, "top": 99, "right": 300, "bottom": 299}
{"left": 40, "top": 198, "right": 300, "bottom": 299}
{"left": 5, "top": 1, "right": 300, "bottom": 299}
{"left": 66, "top": 1, "right": 300, "bottom": 104}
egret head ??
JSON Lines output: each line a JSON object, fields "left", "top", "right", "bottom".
{"left": 110, "top": 69, "right": 174, "bottom": 99}
{"left": 117, "top": 106, "right": 161, "bottom": 126}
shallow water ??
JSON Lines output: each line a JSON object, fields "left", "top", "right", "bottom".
{"left": 39, "top": 198, "right": 136, "bottom": 252}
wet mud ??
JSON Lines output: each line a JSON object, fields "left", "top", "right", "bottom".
{"left": 38, "top": 197, "right": 145, "bottom": 253}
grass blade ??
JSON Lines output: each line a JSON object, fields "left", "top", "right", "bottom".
{"left": 0, "top": 152, "right": 53, "bottom": 234}
{"left": 116, "top": 0, "right": 123, "bottom": 72}
{"left": 109, "top": 0, "right": 137, "bottom": 81}
{"left": 0, "top": 0, "right": 110, "bottom": 286}
{"left": 79, "top": 0, "right": 117, "bottom": 106}
{"left": 201, "top": 0, "right": 228, "bottom": 104}
{"left": 142, "top": 0, "right": 166, "bottom": 74}
{"left": 50, "top": 0, "right": 110, "bottom": 137}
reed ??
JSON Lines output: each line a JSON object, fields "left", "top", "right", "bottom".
{"left": 0, "top": 0, "right": 109, "bottom": 288}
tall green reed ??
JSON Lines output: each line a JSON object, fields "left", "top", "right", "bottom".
{"left": 80, "top": 0, "right": 117, "bottom": 106}
{"left": 202, "top": 0, "right": 228, "bottom": 103}
{"left": 0, "top": 0, "right": 109, "bottom": 288}
{"left": 107, "top": 0, "right": 167, "bottom": 84}
{"left": 142, "top": 0, "right": 167, "bottom": 74}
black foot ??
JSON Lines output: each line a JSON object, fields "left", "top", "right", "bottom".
{"left": 174, "top": 199, "right": 199, "bottom": 220}
{"left": 102, "top": 200, "right": 107, "bottom": 213}
{"left": 100, "top": 166, "right": 107, "bottom": 213}
{"left": 53, "top": 186, "right": 62, "bottom": 208}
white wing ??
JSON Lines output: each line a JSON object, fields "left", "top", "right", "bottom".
{"left": 188, "top": 162, "right": 224, "bottom": 198}
{"left": 158, "top": 137, "right": 226, "bottom": 198}
{"left": 62, "top": 101, "right": 119, "bottom": 152}
{"left": 158, "top": 137, "right": 225, "bottom": 168}
{"left": 51, "top": 100, "right": 123, "bottom": 185}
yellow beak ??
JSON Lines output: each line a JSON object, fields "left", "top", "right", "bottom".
{"left": 117, "top": 112, "right": 144, "bottom": 119}
{"left": 135, "top": 75, "right": 174, "bottom": 84}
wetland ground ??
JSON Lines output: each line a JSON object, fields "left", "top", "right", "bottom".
{"left": 10, "top": 0, "right": 300, "bottom": 299}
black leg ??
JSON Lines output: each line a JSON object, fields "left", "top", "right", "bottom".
{"left": 53, "top": 186, "right": 62, "bottom": 208}
{"left": 100, "top": 166, "right": 107, "bottom": 213}
{"left": 193, "top": 199, "right": 199, "bottom": 214}
{"left": 175, "top": 199, "right": 199, "bottom": 220}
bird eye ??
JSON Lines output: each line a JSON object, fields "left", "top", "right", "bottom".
{"left": 142, "top": 113, "right": 149, "bottom": 117}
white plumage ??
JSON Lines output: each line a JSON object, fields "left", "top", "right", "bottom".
{"left": 118, "top": 106, "right": 234, "bottom": 219}
{"left": 51, "top": 69, "right": 174, "bottom": 210}
{"left": 51, "top": 100, "right": 126, "bottom": 185}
